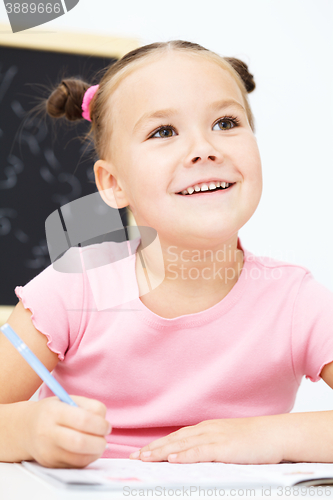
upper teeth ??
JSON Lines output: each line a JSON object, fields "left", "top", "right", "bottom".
{"left": 181, "top": 181, "right": 230, "bottom": 195}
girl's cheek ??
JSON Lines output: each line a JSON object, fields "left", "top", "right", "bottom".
{"left": 236, "top": 141, "right": 262, "bottom": 175}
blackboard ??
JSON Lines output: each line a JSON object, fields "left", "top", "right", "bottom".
{"left": 0, "top": 31, "right": 138, "bottom": 305}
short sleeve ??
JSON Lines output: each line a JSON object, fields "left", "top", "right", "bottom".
{"left": 14, "top": 258, "right": 84, "bottom": 361}
{"left": 292, "top": 271, "right": 333, "bottom": 382}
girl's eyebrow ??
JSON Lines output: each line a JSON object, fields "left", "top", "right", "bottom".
{"left": 133, "top": 99, "right": 246, "bottom": 133}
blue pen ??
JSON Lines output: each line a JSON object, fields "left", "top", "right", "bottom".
{"left": 0, "top": 323, "right": 78, "bottom": 407}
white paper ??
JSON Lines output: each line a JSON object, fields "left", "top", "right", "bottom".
{"left": 21, "top": 459, "right": 333, "bottom": 490}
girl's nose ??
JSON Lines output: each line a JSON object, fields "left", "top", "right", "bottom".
{"left": 184, "top": 135, "right": 223, "bottom": 167}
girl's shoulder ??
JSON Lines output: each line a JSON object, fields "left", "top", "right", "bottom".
{"left": 243, "top": 247, "right": 333, "bottom": 301}
{"left": 244, "top": 248, "right": 310, "bottom": 274}
{"left": 13, "top": 241, "right": 140, "bottom": 360}
{"left": 238, "top": 238, "right": 311, "bottom": 282}
{"left": 16, "top": 246, "right": 85, "bottom": 307}
{"left": 15, "top": 238, "right": 141, "bottom": 314}
{"left": 14, "top": 248, "right": 86, "bottom": 361}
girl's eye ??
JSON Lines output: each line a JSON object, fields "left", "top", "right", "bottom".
{"left": 213, "top": 117, "right": 240, "bottom": 131}
{"left": 149, "top": 116, "right": 239, "bottom": 139}
{"left": 150, "top": 126, "right": 176, "bottom": 139}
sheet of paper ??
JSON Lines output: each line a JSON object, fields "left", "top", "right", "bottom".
{"left": 21, "top": 459, "right": 333, "bottom": 490}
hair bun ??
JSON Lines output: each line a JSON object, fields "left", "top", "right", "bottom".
{"left": 224, "top": 57, "right": 255, "bottom": 93}
{"left": 46, "top": 79, "right": 90, "bottom": 121}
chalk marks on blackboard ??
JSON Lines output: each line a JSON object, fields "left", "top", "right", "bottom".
{"left": 39, "top": 148, "right": 83, "bottom": 205}
{"left": 18, "top": 117, "right": 48, "bottom": 156}
{"left": 40, "top": 149, "right": 63, "bottom": 184}
{"left": 44, "top": 148, "right": 62, "bottom": 171}
{"left": 0, "top": 208, "right": 17, "bottom": 236}
{"left": 0, "top": 65, "right": 18, "bottom": 103}
{"left": 25, "top": 239, "right": 49, "bottom": 269}
{"left": 1, "top": 153, "right": 26, "bottom": 245}
{"left": 0, "top": 164, "right": 17, "bottom": 190}
{"left": 0, "top": 155, "right": 23, "bottom": 190}
{"left": 11, "top": 99, "right": 25, "bottom": 118}
{"left": 0, "top": 206, "right": 30, "bottom": 246}
{"left": 53, "top": 172, "right": 82, "bottom": 205}
{"left": 40, "top": 165, "right": 56, "bottom": 184}
{"left": 14, "top": 228, "right": 29, "bottom": 244}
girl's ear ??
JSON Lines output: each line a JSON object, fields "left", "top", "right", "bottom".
{"left": 93, "top": 159, "right": 129, "bottom": 210}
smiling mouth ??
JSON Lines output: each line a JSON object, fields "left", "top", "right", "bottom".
{"left": 177, "top": 183, "right": 235, "bottom": 196}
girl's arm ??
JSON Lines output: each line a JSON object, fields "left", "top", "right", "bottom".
{"left": 0, "top": 301, "right": 59, "bottom": 403}
{"left": 133, "top": 361, "right": 333, "bottom": 464}
{"left": 0, "top": 301, "right": 111, "bottom": 467}
{"left": 320, "top": 360, "right": 333, "bottom": 389}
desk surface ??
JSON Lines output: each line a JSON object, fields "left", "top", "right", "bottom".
{"left": 1, "top": 462, "right": 333, "bottom": 500}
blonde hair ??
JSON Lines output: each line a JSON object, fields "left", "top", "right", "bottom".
{"left": 47, "top": 40, "right": 256, "bottom": 160}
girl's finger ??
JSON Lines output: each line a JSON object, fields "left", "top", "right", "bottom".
{"left": 54, "top": 424, "right": 108, "bottom": 455}
{"left": 56, "top": 404, "right": 111, "bottom": 437}
{"left": 139, "top": 433, "right": 210, "bottom": 462}
{"left": 136, "top": 424, "right": 201, "bottom": 455}
{"left": 69, "top": 395, "right": 107, "bottom": 417}
{"left": 47, "top": 444, "right": 103, "bottom": 469}
{"left": 167, "top": 443, "right": 217, "bottom": 464}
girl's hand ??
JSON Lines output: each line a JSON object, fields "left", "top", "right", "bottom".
{"left": 23, "top": 395, "right": 111, "bottom": 468}
{"left": 130, "top": 417, "right": 284, "bottom": 464}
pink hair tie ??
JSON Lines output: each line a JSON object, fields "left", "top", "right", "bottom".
{"left": 81, "top": 84, "right": 99, "bottom": 121}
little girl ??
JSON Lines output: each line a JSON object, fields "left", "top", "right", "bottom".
{"left": 1, "top": 40, "right": 333, "bottom": 469}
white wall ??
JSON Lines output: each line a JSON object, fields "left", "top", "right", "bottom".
{"left": 1, "top": 0, "right": 332, "bottom": 411}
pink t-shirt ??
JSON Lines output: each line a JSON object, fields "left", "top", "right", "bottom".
{"left": 15, "top": 237, "right": 333, "bottom": 458}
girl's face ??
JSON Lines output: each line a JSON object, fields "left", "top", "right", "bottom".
{"left": 96, "top": 52, "right": 262, "bottom": 249}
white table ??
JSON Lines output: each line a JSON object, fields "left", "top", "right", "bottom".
{"left": 1, "top": 462, "right": 333, "bottom": 500}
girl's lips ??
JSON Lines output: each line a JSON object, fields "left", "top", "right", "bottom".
{"left": 176, "top": 183, "right": 235, "bottom": 198}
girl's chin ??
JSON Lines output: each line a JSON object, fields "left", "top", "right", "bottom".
{"left": 160, "top": 227, "right": 238, "bottom": 244}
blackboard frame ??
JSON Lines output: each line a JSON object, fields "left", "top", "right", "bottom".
{"left": 0, "top": 23, "right": 139, "bottom": 57}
